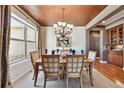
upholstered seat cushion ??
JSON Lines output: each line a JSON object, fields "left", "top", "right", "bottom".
{"left": 67, "top": 73, "right": 80, "bottom": 77}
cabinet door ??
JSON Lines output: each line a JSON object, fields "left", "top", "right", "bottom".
{"left": 108, "top": 53, "right": 113, "bottom": 64}
{"left": 113, "top": 54, "right": 123, "bottom": 67}
{"left": 109, "top": 24, "right": 123, "bottom": 45}
{"left": 118, "top": 54, "right": 123, "bottom": 67}
{"left": 113, "top": 54, "right": 118, "bottom": 66}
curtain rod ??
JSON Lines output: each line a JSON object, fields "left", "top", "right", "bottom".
{"left": 13, "top": 5, "right": 41, "bottom": 28}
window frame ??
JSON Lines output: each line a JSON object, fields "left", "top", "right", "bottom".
{"left": 9, "top": 15, "right": 38, "bottom": 65}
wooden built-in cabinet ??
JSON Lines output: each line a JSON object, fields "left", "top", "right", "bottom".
{"left": 107, "top": 24, "right": 123, "bottom": 68}
{"left": 107, "top": 51, "right": 123, "bottom": 67}
{"left": 109, "top": 24, "right": 123, "bottom": 47}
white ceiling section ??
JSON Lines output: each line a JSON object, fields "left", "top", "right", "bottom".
{"left": 85, "top": 5, "right": 122, "bottom": 30}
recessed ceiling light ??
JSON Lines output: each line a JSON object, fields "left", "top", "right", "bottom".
{"left": 102, "top": 21, "right": 106, "bottom": 24}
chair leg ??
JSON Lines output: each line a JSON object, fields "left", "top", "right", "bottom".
{"left": 57, "top": 73, "right": 60, "bottom": 80}
{"left": 34, "top": 67, "right": 38, "bottom": 86}
{"left": 63, "top": 73, "right": 66, "bottom": 79}
{"left": 32, "top": 69, "right": 36, "bottom": 80}
{"left": 44, "top": 77, "right": 47, "bottom": 88}
{"left": 32, "top": 74, "right": 35, "bottom": 80}
{"left": 80, "top": 73, "right": 83, "bottom": 88}
{"left": 66, "top": 76, "right": 68, "bottom": 88}
{"left": 89, "top": 65, "right": 93, "bottom": 87}
{"left": 86, "top": 66, "right": 89, "bottom": 74}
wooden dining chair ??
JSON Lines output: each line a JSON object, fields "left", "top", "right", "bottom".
{"left": 42, "top": 55, "right": 61, "bottom": 88}
{"left": 84, "top": 51, "right": 97, "bottom": 86}
{"left": 85, "top": 51, "right": 97, "bottom": 70}
{"left": 30, "top": 51, "right": 43, "bottom": 80}
{"left": 88, "top": 51, "right": 97, "bottom": 62}
{"left": 65, "top": 55, "right": 85, "bottom": 88}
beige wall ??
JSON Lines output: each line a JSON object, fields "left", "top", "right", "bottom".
{"left": 41, "top": 26, "right": 86, "bottom": 54}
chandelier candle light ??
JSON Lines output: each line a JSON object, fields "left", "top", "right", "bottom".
{"left": 53, "top": 8, "right": 74, "bottom": 37}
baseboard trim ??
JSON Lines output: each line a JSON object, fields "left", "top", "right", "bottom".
{"left": 11, "top": 68, "right": 32, "bottom": 83}
{"left": 100, "top": 60, "right": 107, "bottom": 64}
{"left": 122, "top": 68, "right": 124, "bottom": 71}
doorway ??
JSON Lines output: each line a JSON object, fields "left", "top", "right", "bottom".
{"left": 89, "top": 31, "right": 100, "bottom": 57}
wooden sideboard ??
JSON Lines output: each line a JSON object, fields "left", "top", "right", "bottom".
{"left": 107, "top": 50, "right": 123, "bottom": 67}
{"left": 106, "top": 24, "right": 123, "bottom": 68}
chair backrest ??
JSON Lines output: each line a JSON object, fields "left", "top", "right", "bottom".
{"left": 88, "top": 51, "right": 97, "bottom": 61}
{"left": 66, "top": 55, "right": 84, "bottom": 74}
{"left": 30, "top": 51, "right": 40, "bottom": 69}
{"left": 42, "top": 55, "right": 60, "bottom": 74}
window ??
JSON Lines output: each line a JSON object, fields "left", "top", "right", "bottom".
{"left": 11, "top": 18, "right": 25, "bottom": 39}
{"left": 9, "top": 15, "right": 38, "bottom": 64}
{"left": 26, "top": 27, "right": 37, "bottom": 56}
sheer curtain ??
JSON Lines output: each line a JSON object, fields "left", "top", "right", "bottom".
{"left": 0, "top": 5, "right": 12, "bottom": 88}
{"left": 38, "top": 26, "right": 42, "bottom": 56}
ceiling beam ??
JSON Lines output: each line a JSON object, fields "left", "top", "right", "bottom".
{"left": 86, "top": 5, "right": 122, "bottom": 30}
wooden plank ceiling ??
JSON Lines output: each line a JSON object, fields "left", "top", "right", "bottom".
{"left": 19, "top": 5, "right": 107, "bottom": 26}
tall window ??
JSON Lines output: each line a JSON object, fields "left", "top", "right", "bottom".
{"left": 27, "top": 27, "right": 37, "bottom": 57}
{"left": 9, "top": 15, "right": 38, "bottom": 64}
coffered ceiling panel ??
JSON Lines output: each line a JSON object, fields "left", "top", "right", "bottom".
{"left": 18, "top": 5, "right": 107, "bottom": 26}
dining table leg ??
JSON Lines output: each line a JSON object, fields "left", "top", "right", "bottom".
{"left": 34, "top": 63, "right": 38, "bottom": 86}
{"left": 89, "top": 63, "right": 93, "bottom": 87}
{"left": 63, "top": 63, "right": 67, "bottom": 79}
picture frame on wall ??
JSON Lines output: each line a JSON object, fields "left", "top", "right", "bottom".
{"left": 56, "top": 36, "right": 71, "bottom": 47}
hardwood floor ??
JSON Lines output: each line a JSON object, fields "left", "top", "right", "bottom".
{"left": 95, "top": 60, "right": 124, "bottom": 87}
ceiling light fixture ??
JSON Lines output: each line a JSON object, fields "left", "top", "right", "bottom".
{"left": 53, "top": 8, "right": 74, "bottom": 37}
{"left": 101, "top": 21, "right": 106, "bottom": 24}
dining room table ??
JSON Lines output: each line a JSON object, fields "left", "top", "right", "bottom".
{"left": 34, "top": 55, "right": 94, "bottom": 87}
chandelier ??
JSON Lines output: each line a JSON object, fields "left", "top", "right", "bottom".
{"left": 53, "top": 8, "right": 74, "bottom": 37}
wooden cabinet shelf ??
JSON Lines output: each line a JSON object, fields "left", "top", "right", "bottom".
{"left": 108, "top": 24, "right": 123, "bottom": 46}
